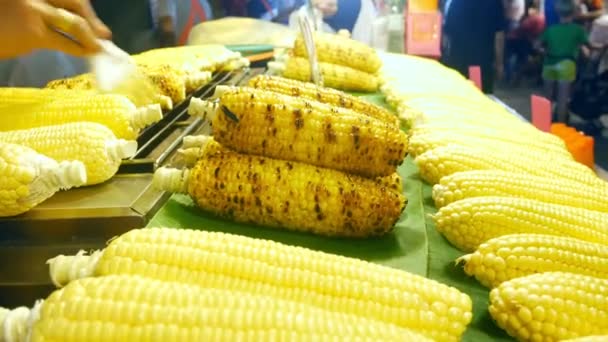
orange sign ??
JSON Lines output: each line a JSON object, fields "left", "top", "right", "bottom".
{"left": 409, "top": 0, "right": 439, "bottom": 11}
{"left": 405, "top": 11, "right": 442, "bottom": 58}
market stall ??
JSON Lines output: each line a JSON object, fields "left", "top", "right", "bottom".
{"left": 0, "top": 29, "right": 607, "bottom": 342}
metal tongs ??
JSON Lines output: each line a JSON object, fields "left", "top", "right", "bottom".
{"left": 298, "top": 9, "right": 324, "bottom": 86}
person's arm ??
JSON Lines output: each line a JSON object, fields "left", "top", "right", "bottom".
{"left": 0, "top": 0, "right": 111, "bottom": 58}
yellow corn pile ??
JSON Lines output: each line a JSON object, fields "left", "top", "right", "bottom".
{"left": 133, "top": 44, "right": 247, "bottom": 73}
{"left": 489, "top": 272, "right": 608, "bottom": 341}
{"left": 458, "top": 234, "right": 608, "bottom": 288}
{"left": 434, "top": 196, "right": 608, "bottom": 252}
{"left": 154, "top": 146, "right": 405, "bottom": 237}
{"left": 269, "top": 56, "right": 379, "bottom": 92}
{"left": 189, "top": 86, "right": 407, "bottom": 178}
{"left": 433, "top": 170, "right": 608, "bottom": 210}
{"left": 0, "top": 142, "right": 86, "bottom": 217}
{"left": 0, "top": 122, "right": 137, "bottom": 185}
{"left": 47, "top": 228, "right": 473, "bottom": 341}
{"left": 0, "top": 93, "right": 162, "bottom": 140}
{"left": 248, "top": 75, "right": 398, "bottom": 125}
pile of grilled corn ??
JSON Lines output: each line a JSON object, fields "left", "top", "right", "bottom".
{"left": 154, "top": 75, "right": 407, "bottom": 238}
{"left": 381, "top": 53, "right": 608, "bottom": 341}
{"left": 269, "top": 31, "right": 382, "bottom": 92}
{"left": 0, "top": 227, "right": 472, "bottom": 341}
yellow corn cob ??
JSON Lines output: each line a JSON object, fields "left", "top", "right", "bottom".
{"left": 247, "top": 75, "right": 399, "bottom": 126}
{"left": 189, "top": 87, "right": 407, "bottom": 177}
{"left": 269, "top": 57, "right": 379, "bottom": 92}
{"left": 408, "top": 131, "right": 571, "bottom": 158}
{"left": 293, "top": 32, "right": 382, "bottom": 73}
{"left": 433, "top": 196, "right": 608, "bottom": 252}
{"left": 0, "top": 87, "right": 95, "bottom": 106}
{"left": 563, "top": 337, "right": 608, "bottom": 342}
{"left": 133, "top": 44, "right": 241, "bottom": 72}
{"left": 1, "top": 275, "right": 433, "bottom": 342}
{"left": 47, "top": 228, "right": 472, "bottom": 341}
{"left": 489, "top": 272, "right": 608, "bottom": 341}
{"left": 154, "top": 148, "right": 406, "bottom": 237}
{"left": 177, "top": 137, "right": 403, "bottom": 193}
{"left": 0, "top": 94, "right": 162, "bottom": 140}
{"left": 415, "top": 144, "right": 603, "bottom": 186}
{"left": 458, "top": 234, "right": 608, "bottom": 288}
{"left": 0, "top": 142, "right": 86, "bottom": 217}
{"left": 138, "top": 63, "right": 212, "bottom": 95}
{"left": 46, "top": 73, "right": 174, "bottom": 110}
{"left": 0, "top": 123, "right": 137, "bottom": 185}
{"left": 433, "top": 170, "right": 608, "bottom": 210}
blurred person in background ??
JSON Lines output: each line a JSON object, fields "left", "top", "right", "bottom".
{"left": 150, "top": 0, "right": 213, "bottom": 47}
{"left": 539, "top": 0, "right": 591, "bottom": 122}
{"left": 441, "top": 0, "right": 507, "bottom": 94}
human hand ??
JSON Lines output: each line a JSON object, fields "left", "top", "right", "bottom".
{"left": 0, "top": 0, "right": 111, "bottom": 59}
{"left": 312, "top": 0, "right": 338, "bottom": 17}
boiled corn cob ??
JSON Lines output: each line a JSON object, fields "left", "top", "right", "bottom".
{"left": 293, "top": 31, "right": 382, "bottom": 73}
{"left": 248, "top": 75, "right": 398, "bottom": 126}
{"left": 563, "top": 337, "right": 608, "bottom": 342}
{"left": 154, "top": 148, "right": 406, "bottom": 237}
{"left": 189, "top": 87, "right": 407, "bottom": 178}
{"left": 269, "top": 57, "right": 379, "bottom": 92}
{"left": 415, "top": 144, "right": 603, "bottom": 186}
{"left": 1, "top": 275, "right": 433, "bottom": 342}
{"left": 433, "top": 170, "right": 608, "bottom": 210}
{"left": 0, "top": 87, "right": 95, "bottom": 106}
{"left": 45, "top": 73, "right": 173, "bottom": 110}
{"left": 0, "top": 94, "right": 162, "bottom": 140}
{"left": 177, "top": 139, "right": 403, "bottom": 194}
{"left": 0, "top": 142, "right": 86, "bottom": 217}
{"left": 47, "top": 228, "right": 472, "bottom": 341}
{"left": 489, "top": 272, "right": 608, "bottom": 341}
{"left": 408, "top": 131, "right": 572, "bottom": 158}
{"left": 0, "top": 123, "right": 137, "bottom": 185}
{"left": 458, "top": 234, "right": 608, "bottom": 288}
{"left": 433, "top": 196, "right": 608, "bottom": 252}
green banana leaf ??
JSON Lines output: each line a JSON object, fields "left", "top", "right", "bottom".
{"left": 147, "top": 94, "right": 514, "bottom": 342}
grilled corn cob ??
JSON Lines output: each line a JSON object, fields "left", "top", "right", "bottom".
{"left": 248, "top": 75, "right": 398, "bottom": 126}
{"left": 138, "top": 63, "right": 212, "bottom": 96}
{"left": 269, "top": 57, "right": 379, "bottom": 92}
{"left": 154, "top": 149, "right": 405, "bottom": 237}
{"left": 1, "top": 275, "right": 433, "bottom": 342}
{"left": 433, "top": 196, "right": 608, "bottom": 252}
{"left": 489, "top": 272, "right": 608, "bottom": 341}
{"left": 458, "top": 234, "right": 608, "bottom": 288}
{"left": 293, "top": 32, "right": 382, "bottom": 73}
{"left": 433, "top": 170, "right": 608, "bottom": 210}
{"left": 408, "top": 131, "right": 571, "bottom": 158}
{"left": 133, "top": 44, "right": 242, "bottom": 72}
{"left": 47, "top": 228, "right": 472, "bottom": 341}
{"left": 189, "top": 87, "right": 407, "bottom": 177}
{"left": 0, "top": 94, "right": 162, "bottom": 140}
{"left": 0, "top": 123, "right": 137, "bottom": 185}
{"left": 45, "top": 73, "right": 173, "bottom": 110}
{"left": 0, "top": 142, "right": 86, "bottom": 217}
{"left": 415, "top": 144, "right": 603, "bottom": 186}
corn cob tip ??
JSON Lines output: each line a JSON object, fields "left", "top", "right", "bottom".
{"left": 455, "top": 254, "right": 472, "bottom": 267}
{"left": 185, "top": 71, "right": 213, "bottom": 91}
{"left": 47, "top": 250, "right": 102, "bottom": 287}
{"left": 187, "top": 97, "right": 218, "bottom": 120}
{"left": 153, "top": 167, "right": 190, "bottom": 193}
{"left": 130, "top": 104, "right": 163, "bottom": 130}
{"left": 182, "top": 134, "right": 213, "bottom": 149}
{"left": 175, "top": 147, "right": 201, "bottom": 168}
{"left": 267, "top": 61, "right": 286, "bottom": 75}
{"left": 0, "top": 304, "right": 34, "bottom": 342}
{"left": 105, "top": 139, "right": 138, "bottom": 160}
{"left": 154, "top": 94, "right": 173, "bottom": 110}
{"left": 50, "top": 160, "right": 87, "bottom": 190}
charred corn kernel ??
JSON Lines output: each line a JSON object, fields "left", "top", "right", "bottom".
{"left": 433, "top": 170, "right": 608, "bottom": 210}
{"left": 0, "top": 123, "right": 137, "bottom": 186}
{"left": 434, "top": 196, "right": 608, "bottom": 252}
{"left": 139, "top": 63, "right": 212, "bottom": 99}
{"left": 0, "top": 95, "right": 161, "bottom": 140}
{"left": 408, "top": 131, "right": 571, "bottom": 158}
{"left": 458, "top": 234, "right": 608, "bottom": 288}
{"left": 248, "top": 75, "right": 398, "bottom": 126}
{"left": 269, "top": 57, "right": 379, "bottom": 92}
{"left": 154, "top": 150, "right": 406, "bottom": 237}
{"left": 415, "top": 144, "right": 602, "bottom": 186}
{"left": 489, "top": 272, "right": 608, "bottom": 341}
{"left": 47, "top": 228, "right": 472, "bottom": 341}
{"left": 0, "top": 142, "right": 86, "bottom": 217}
{"left": 293, "top": 32, "right": 382, "bottom": 73}
{"left": 190, "top": 87, "right": 407, "bottom": 178}
{"left": 377, "top": 173, "right": 403, "bottom": 194}
{"left": 0, "top": 275, "right": 433, "bottom": 342}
